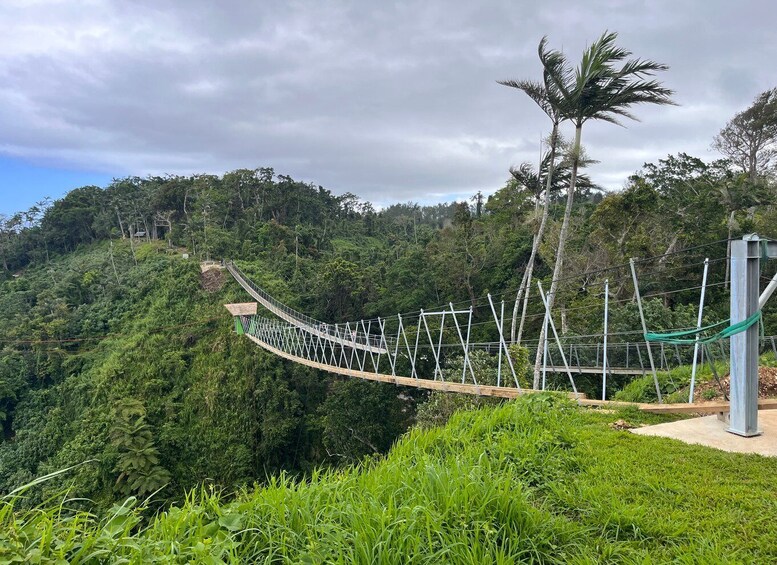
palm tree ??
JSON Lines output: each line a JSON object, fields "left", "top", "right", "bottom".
{"left": 510, "top": 147, "right": 599, "bottom": 201}
{"left": 532, "top": 31, "right": 675, "bottom": 387}
{"left": 498, "top": 37, "right": 567, "bottom": 346}
{"left": 505, "top": 152, "right": 597, "bottom": 344}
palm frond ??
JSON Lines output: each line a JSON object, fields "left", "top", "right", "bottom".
{"left": 497, "top": 79, "right": 555, "bottom": 118}
{"left": 509, "top": 151, "right": 598, "bottom": 198}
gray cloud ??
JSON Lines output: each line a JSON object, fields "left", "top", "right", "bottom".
{"left": 1, "top": 0, "right": 775, "bottom": 206}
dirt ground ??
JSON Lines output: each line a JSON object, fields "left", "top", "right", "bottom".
{"left": 692, "top": 366, "right": 777, "bottom": 402}
{"left": 200, "top": 267, "right": 225, "bottom": 292}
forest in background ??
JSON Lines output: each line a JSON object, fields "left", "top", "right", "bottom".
{"left": 0, "top": 34, "right": 776, "bottom": 510}
{"left": 1, "top": 144, "right": 776, "bottom": 508}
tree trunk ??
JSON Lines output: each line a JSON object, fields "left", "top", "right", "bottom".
{"left": 109, "top": 240, "right": 120, "bottom": 284}
{"left": 511, "top": 121, "right": 559, "bottom": 344}
{"left": 533, "top": 124, "right": 581, "bottom": 387}
{"left": 115, "top": 209, "right": 127, "bottom": 239}
{"left": 724, "top": 211, "right": 734, "bottom": 290}
{"left": 128, "top": 224, "right": 137, "bottom": 265}
{"left": 658, "top": 232, "right": 680, "bottom": 265}
{"left": 511, "top": 266, "right": 530, "bottom": 340}
{"left": 0, "top": 229, "right": 9, "bottom": 271}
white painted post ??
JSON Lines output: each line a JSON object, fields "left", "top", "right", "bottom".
{"left": 465, "top": 306, "right": 474, "bottom": 384}
{"left": 450, "top": 303, "right": 477, "bottom": 385}
{"left": 537, "top": 283, "right": 578, "bottom": 395}
{"left": 689, "top": 258, "right": 709, "bottom": 403}
{"left": 541, "top": 307, "right": 549, "bottom": 391}
{"left": 398, "top": 314, "right": 417, "bottom": 378}
{"left": 421, "top": 312, "right": 444, "bottom": 381}
{"left": 362, "top": 319, "right": 376, "bottom": 372}
{"left": 487, "top": 294, "right": 520, "bottom": 388}
{"left": 412, "top": 313, "right": 422, "bottom": 378}
{"left": 602, "top": 279, "right": 609, "bottom": 401}
{"left": 313, "top": 323, "right": 323, "bottom": 363}
{"left": 496, "top": 301, "right": 504, "bottom": 387}
{"left": 437, "top": 311, "right": 446, "bottom": 380}
{"left": 390, "top": 315, "right": 403, "bottom": 376}
{"left": 345, "top": 322, "right": 357, "bottom": 370}
{"left": 629, "top": 258, "right": 663, "bottom": 403}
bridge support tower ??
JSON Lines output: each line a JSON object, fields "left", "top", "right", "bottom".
{"left": 729, "top": 235, "right": 777, "bottom": 436}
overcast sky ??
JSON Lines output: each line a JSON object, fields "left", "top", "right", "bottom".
{"left": 1, "top": 0, "right": 775, "bottom": 214}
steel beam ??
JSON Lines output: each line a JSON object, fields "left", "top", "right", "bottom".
{"left": 728, "top": 236, "right": 761, "bottom": 436}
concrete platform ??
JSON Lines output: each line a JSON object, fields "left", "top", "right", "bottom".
{"left": 631, "top": 411, "right": 777, "bottom": 457}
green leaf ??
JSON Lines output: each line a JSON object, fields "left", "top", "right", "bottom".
{"left": 218, "top": 512, "right": 244, "bottom": 532}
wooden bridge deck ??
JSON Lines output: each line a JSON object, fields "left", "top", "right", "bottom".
{"left": 244, "top": 332, "right": 777, "bottom": 416}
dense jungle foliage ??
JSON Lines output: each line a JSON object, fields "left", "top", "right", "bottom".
{"left": 1, "top": 148, "right": 776, "bottom": 510}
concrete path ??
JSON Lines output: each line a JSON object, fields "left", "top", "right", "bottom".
{"left": 631, "top": 410, "right": 777, "bottom": 457}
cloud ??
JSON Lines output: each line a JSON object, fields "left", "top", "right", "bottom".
{"left": 0, "top": 0, "right": 775, "bottom": 205}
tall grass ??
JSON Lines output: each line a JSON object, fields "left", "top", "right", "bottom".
{"left": 614, "top": 358, "right": 732, "bottom": 403}
{"left": 2, "top": 394, "right": 776, "bottom": 563}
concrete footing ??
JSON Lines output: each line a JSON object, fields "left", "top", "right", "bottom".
{"left": 631, "top": 411, "right": 777, "bottom": 457}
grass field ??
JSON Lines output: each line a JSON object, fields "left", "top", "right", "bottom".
{"left": 2, "top": 393, "right": 776, "bottom": 563}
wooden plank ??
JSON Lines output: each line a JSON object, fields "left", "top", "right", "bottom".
{"left": 580, "top": 398, "right": 777, "bottom": 414}
{"left": 224, "top": 302, "right": 258, "bottom": 316}
{"left": 638, "top": 398, "right": 777, "bottom": 414}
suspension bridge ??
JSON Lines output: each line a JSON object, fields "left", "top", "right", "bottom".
{"left": 222, "top": 235, "right": 777, "bottom": 427}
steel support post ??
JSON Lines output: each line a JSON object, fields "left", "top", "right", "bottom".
{"left": 537, "top": 283, "right": 577, "bottom": 395}
{"left": 496, "top": 301, "right": 504, "bottom": 387}
{"left": 412, "top": 314, "right": 422, "bottom": 378}
{"left": 728, "top": 237, "right": 761, "bottom": 436}
{"left": 421, "top": 312, "right": 444, "bottom": 381}
{"left": 450, "top": 304, "right": 476, "bottom": 385}
{"left": 541, "top": 309, "right": 549, "bottom": 390}
{"left": 602, "top": 279, "right": 609, "bottom": 401}
{"left": 689, "top": 259, "right": 709, "bottom": 402}
{"left": 487, "top": 294, "right": 519, "bottom": 388}
{"left": 630, "top": 258, "right": 663, "bottom": 402}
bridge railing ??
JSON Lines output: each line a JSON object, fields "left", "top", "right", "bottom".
{"left": 236, "top": 304, "right": 777, "bottom": 401}
{"left": 226, "top": 260, "right": 390, "bottom": 354}
{"left": 226, "top": 258, "right": 777, "bottom": 398}
{"left": 526, "top": 338, "right": 736, "bottom": 374}
{"left": 239, "top": 313, "right": 526, "bottom": 389}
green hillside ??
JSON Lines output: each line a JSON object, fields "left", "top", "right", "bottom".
{"left": 2, "top": 396, "right": 776, "bottom": 563}
{"left": 0, "top": 240, "right": 417, "bottom": 509}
